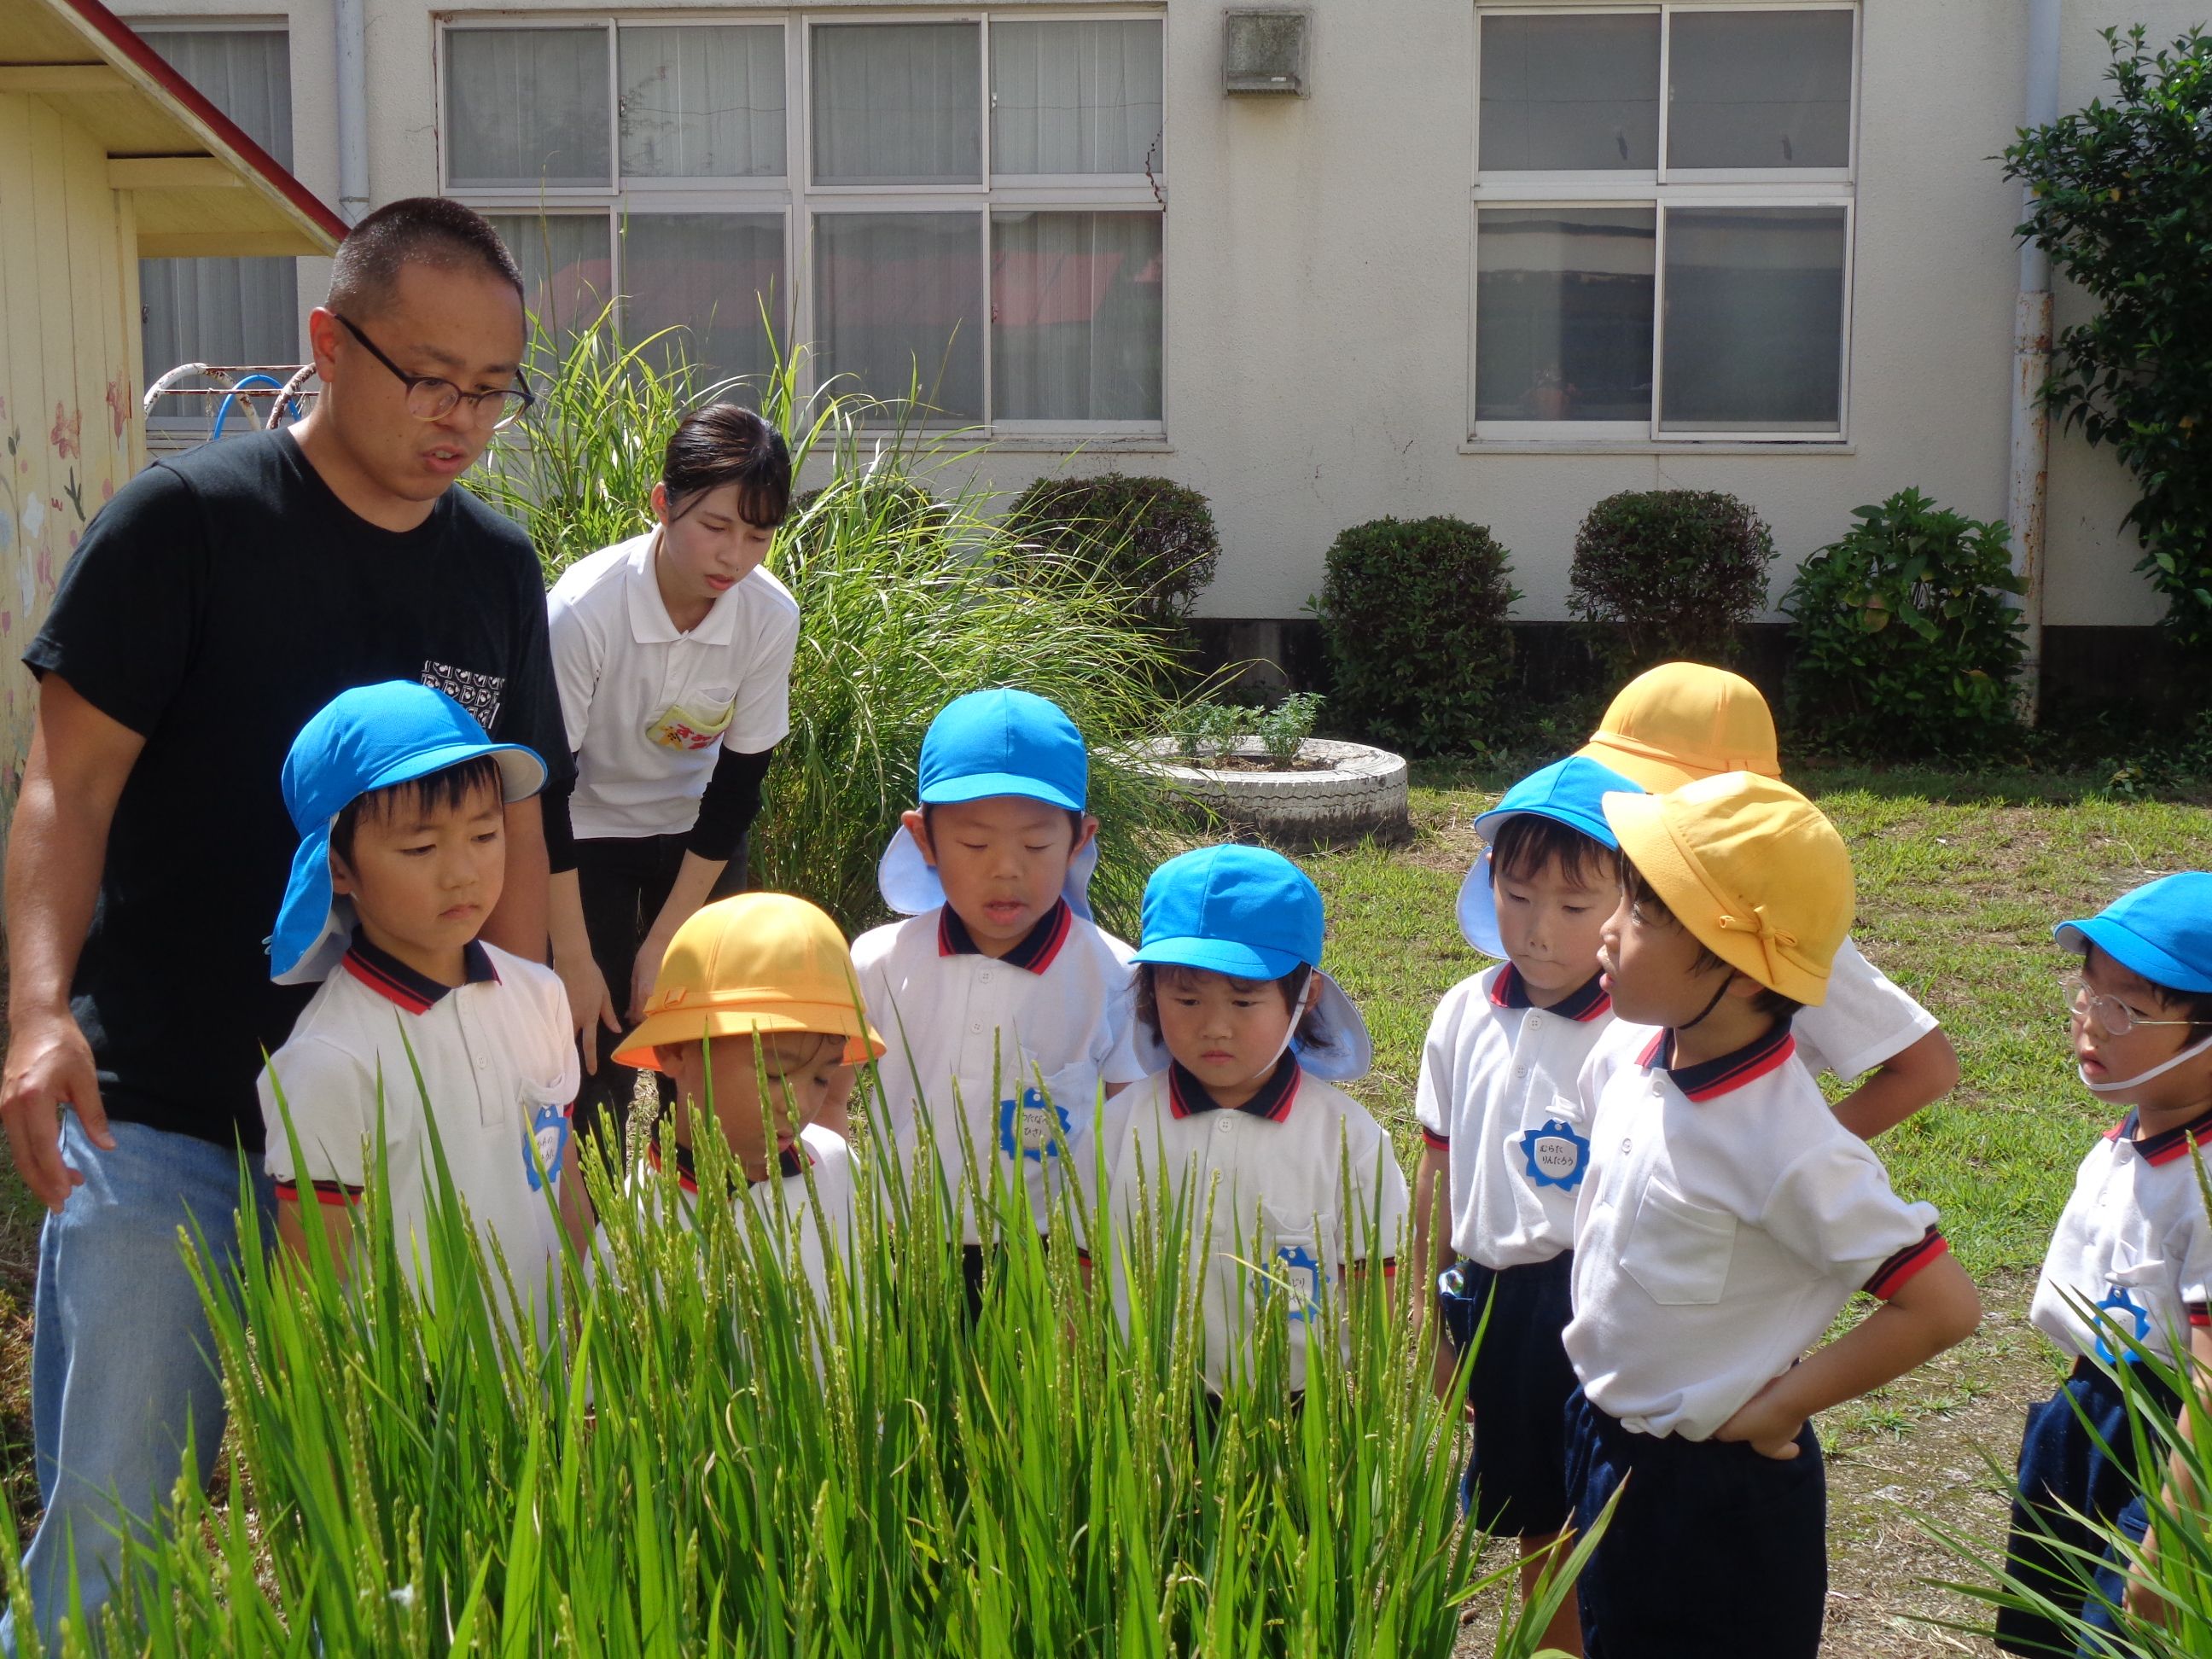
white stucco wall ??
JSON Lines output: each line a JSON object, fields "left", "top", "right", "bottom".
{"left": 125, "top": 0, "right": 2203, "bottom": 626}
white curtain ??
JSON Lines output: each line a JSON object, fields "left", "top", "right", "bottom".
{"left": 487, "top": 213, "right": 614, "bottom": 346}
{"left": 812, "top": 212, "right": 983, "bottom": 417}
{"left": 446, "top": 27, "right": 611, "bottom": 189}
{"left": 619, "top": 25, "right": 785, "bottom": 179}
{"left": 1659, "top": 207, "right": 1847, "bottom": 432}
{"left": 622, "top": 213, "right": 783, "bottom": 386}
{"left": 991, "top": 212, "right": 1161, "bottom": 422}
{"left": 990, "top": 20, "right": 1163, "bottom": 176}
{"left": 1667, "top": 10, "right": 1853, "bottom": 171}
{"left": 1477, "top": 13, "right": 1659, "bottom": 172}
{"left": 811, "top": 24, "right": 981, "bottom": 186}
{"left": 137, "top": 29, "right": 300, "bottom": 387}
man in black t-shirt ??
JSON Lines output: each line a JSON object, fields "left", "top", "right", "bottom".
{"left": 0, "top": 199, "right": 569, "bottom": 1651}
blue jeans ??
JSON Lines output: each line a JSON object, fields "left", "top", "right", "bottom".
{"left": 1, "top": 1118, "right": 272, "bottom": 1655}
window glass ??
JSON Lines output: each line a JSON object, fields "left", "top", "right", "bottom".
{"left": 623, "top": 213, "right": 785, "bottom": 386}
{"left": 813, "top": 212, "right": 984, "bottom": 418}
{"left": 619, "top": 26, "right": 786, "bottom": 179}
{"left": 1659, "top": 206, "right": 1848, "bottom": 432}
{"left": 447, "top": 28, "right": 612, "bottom": 189}
{"left": 1667, "top": 10, "right": 1853, "bottom": 170}
{"left": 1478, "top": 14, "right": 1659, "bottom": 171}
{"left": 991, "top": 20, "right": 1164, "bottom": 176}
{"left": 487, "top": 212, "right": 614, "bottom": 346}
{"left": 812, "top": 24, "right": 981, "bottom": 185}
{"left": 992, "top": 212, "right": 1162, "bottom": 421}
{"left": 1476, "top": 207, "right": 1656, "bottom": 422}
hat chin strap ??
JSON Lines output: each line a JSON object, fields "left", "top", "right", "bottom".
{"left": 1236, "top": 970, "right": 1319, "bottom": 1087}
{"left": 1675, "top": 974, "right": 1735, "bottom": 1035}
{"left": 2081, "top": 1028, "right": 2212, "bottom": 1095}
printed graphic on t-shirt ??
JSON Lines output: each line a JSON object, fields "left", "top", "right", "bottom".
{"left": 645, "top": 698, "right": 736, "bottom": 752}
{"left": 422, "top": 660, "right": 505, "bottom": 730}
{"left": 1000, "top": 1085, "right": 1070, "bottom": 1162}
{"left": 2093, "top": 1284, "right": 2153, "bottom": 1365}
{"left": 525, "top": 1100, "right": 571, "bottom": 1193}
{"left": 1520, "top": 1116, "right": 1592, "bottom": 1191}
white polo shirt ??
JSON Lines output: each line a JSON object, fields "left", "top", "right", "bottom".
{"left": 1416, "top": 964, "right": 1614, "bottom": 1270}
{"left": 1093, "top": 1061, "right": 1411, "bottom": 1392}
{"left": 1796, "top": 936, "right": 1941, "bottom": 1082}
{"left": 1565, "top": 1017, "right": 1947, "bottom": 1441}
{"left": 259, "top": 937, "right": 579, "bottom": 1330}
{"left": 852, "top": 899, "right": 1145, "bottom": 1243}
{"left": 547, "top": 530, "right": 800, "bottom": 841}
{"left": 2030, "top": 1105, "right": 2212, "bottom": 1368}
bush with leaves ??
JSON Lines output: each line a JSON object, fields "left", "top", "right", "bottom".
{"left": 1004, "top": 475, "right": 1222, "bottom": 630}
{"left": 2005, "top": 26, "right": 2212, "bottom": 651}
{"left": 1780, "top": 490, "right": 2026, "bottom": 758}
{"left": 1568, "top": 490, "right": 1776, "bottom": 672}
{"left": 1314, "top": 517, "right": 1518, "bottom": 758}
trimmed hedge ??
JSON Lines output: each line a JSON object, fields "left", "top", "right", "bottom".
{"left": 1004, "top": 474, "right": 1221, "bottom": 629}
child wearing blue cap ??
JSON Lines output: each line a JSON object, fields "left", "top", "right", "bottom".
{"left": 258, "top": 682, "right": 584, "bottom": 1327}
{"left": 1998, "top": 872, "right": 2212, "bottom": 1655}
{"left": 1092, "top": 844, "right": 1409, "bottom": 1394}
{"left": 852, "top": 689, "right": 1146, "bottom": 1296}
{"left": 1407, "top": 754, "right": 1639, "bottom": 1657}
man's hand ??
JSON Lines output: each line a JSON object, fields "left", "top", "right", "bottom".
{"left": 1, "top": 1005, "right": 112, "bottom": 1211}
{"left": 1712, "top": 1378, "right": 1807, "bottom": 1460}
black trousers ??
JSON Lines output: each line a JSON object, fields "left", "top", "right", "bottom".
{"left": 572, "top": 830, "right": 748, "bottom": 1154}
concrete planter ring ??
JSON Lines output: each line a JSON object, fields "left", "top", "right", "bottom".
{"left": 1132, "top": 737, "right": 1412, "bottom": 850}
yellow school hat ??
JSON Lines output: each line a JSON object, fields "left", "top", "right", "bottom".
{"left": 1601, "top": 772, "right": 1853, "bottom": 1006}
{"left": 614, "top": 893, "right": 886, "bottom": 1072}
{"left": 1575, "top": 661, "right": 1783, "bottom": 792}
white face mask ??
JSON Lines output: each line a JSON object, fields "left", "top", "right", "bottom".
{"left": 2081, "top": 1027, "right": 2212, "bottom": 1095}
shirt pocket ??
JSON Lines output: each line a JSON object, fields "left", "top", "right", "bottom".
{"left": 1620, "top": 1178, "right": 1737, "bottom": 1307}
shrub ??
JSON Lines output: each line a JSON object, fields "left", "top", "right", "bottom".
{"left": 1314, "top": 517, "right": 1519, "bottom": 758}
{"left": 1568, "top": 490, "right": 1776, "bottom": 672}
{"left": 1780, "top": 489, "right": 2027, "bottom": 758}
{"left": 2005, "top": 26, "right": 2212, "bottom": 652}
{"left": 1254, "top": 692, "right": 1325, "bottom": 765}
{"left": 1004, "top": 474, "right": 1222, "bottom": 630}
{"left": 1166, "top": 699, "right": 1243, "bottom": 764}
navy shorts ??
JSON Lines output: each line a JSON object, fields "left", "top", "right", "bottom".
{"left": 1437, "top": 1253, "right": 1576, "bottom": 1536}
{"left": 1996, "top": 1359, "right": 2179, "bottom": 1657}
{"left": 1564, "top": 1385, "right": 1827, "bottom": 1658}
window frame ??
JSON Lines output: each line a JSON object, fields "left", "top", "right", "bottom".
{"left": 437, "top": 8, "right": 1168, "bottom": 440}
{"left": 1467, "top": 0, "right": 1860, "bottom": 446}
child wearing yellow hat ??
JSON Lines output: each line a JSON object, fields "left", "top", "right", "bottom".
{"left": 1576, "top": 661, "right": 1959, "bottom": 1140}
{"left": 597, "top": 892, "right": 884, "bottom": 1313}
{"left": 1561, "top": 772, "right": 1980, "bottom": 1658}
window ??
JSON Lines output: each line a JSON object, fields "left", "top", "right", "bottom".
{"left": 135, "top": 27, "right": 300, "bottom": 392}
{"left": 1470, "top": 5, "right": 1855, "bottom": 442}
{"left": 442, "top": 12, "right": 1166, "bottom": 432}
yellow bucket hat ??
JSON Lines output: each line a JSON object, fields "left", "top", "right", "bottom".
{"left": 1601, "top": 772, "right": 1853, "bottom": 1006}
{"left": 614, "top": 892, "right": 887, "bottom": 1071}
{"left": 1575, "top": 661, "right": 1782, "bottom": 793}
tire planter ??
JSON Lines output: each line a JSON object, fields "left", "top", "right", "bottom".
{"left": 1132, "top": 737, "right": 1412, "bottom": 850}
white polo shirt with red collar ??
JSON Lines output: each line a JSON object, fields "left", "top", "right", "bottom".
{"left": 1565, "top": 1017, "right": 1948, "bottom": 1441}
{"left": 2030, "top": 1105, "right": 2212, "bottom": 1368}
{"left": 258, "top": 934, "right": 579, "bottom": 1328}
{"left": 1092, "top": 1057, "right": 1412, "bottom": 1392}
{"left": 1796, "top": 937, "right": 1941, "bottom": 1083}
{"left": 851, "top": 898, "right": 1146, "bottom": 1243}
{"left": 1416, "top": 963, "right": 1615, "bottom": 1270}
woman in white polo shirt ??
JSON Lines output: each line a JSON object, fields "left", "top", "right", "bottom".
{"left": 543, "top": 405, "right": 800, "bottom": 1153}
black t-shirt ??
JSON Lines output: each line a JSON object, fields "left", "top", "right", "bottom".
{"left": 25, "top": 429, "right": 571, "bottom": 1155}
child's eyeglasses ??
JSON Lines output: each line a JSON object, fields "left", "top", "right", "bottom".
{"left": 2060, "top": 973, "right": 2209, "bottom": 1036}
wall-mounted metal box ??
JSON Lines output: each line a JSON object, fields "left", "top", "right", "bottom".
{"left": 1223, "top": 9, "right": 1309, "bottom": 96}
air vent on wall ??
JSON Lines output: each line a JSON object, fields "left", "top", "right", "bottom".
{"left": 1223, "top": 9, "right": 1309, "bottom": 96}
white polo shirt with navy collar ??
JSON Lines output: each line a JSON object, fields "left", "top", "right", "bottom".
{"left": 547, "top": 529, "right": 800, "bottom": 841}
{"left": 1565, "top": 1017, "right": 1948, "bottom": 1441}
{"left": 2030, "top": 1105, "right": 2212, "bottom": 1368}
{"left": 259, "top": 934, "right": 579, "bottom": 1328}
{"left": 852, "top": 898, "right": 1146, "bottom": 1243}
{"left": 1092, "top": 1058, "right": 1412, "bottom": 1393}
{"left": 1417, "top": 963, "right": 1614, "bottom": 1270}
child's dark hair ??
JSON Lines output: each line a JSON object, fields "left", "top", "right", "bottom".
{"left": 921, "top": 802, "right": 1088, "bottom": 841}
{"left": 1133, "top": 963, "right": 1330, "bottom": 1051}
{"left": 331, "top": 755, "right": 504, "bottom": 868}
{"left": 1615, "top": 850, "right": 1802, "bottom": 1022}
{"left": 663, "top": 404, "right": 791, "bottom": 530}
{"left": 1492, "top": 813, "right": 1612, "bottom": 889}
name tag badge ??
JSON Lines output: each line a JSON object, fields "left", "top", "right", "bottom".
{"left": 1521, "top": 1116, "right": 1591, "bottom": 1192}
{"left": 2093, "top": 1284, "right": 2152, "bottom": 1365}
{"left": 999, "top": 1086, "right": 1071, "bottom": 1163}
{"left": 1271, "top": 1243, "right": 1321, "bottom": 1323}
{"left": 524, "top": 1100, "right": 571, "bottom": 1193}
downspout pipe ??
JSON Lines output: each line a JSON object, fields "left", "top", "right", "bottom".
{"left": 334, "top": 0, "right": 369, "bottom": 224}
{"left": 2008, "top": 0, "right": 2061, "bottom": 723}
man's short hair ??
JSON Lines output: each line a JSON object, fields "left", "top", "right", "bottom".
{"left": 326, "top": 197, "right": 524, "bottom": 320}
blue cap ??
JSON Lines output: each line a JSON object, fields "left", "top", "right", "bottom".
{"left": 917, "top": 689, "right": 1087, "bottom": 812}
{"left": 2054, "top": 872, "right": 2212, "bottom": 995}
{"left": 1132, "top": 844, "right": 1322, "bottom": 979}
{"left": 270, "top": 681, "right": 548, "bottom": 985}
{"left": 1457, "top": 756, "right": 1643, "bottom": 957}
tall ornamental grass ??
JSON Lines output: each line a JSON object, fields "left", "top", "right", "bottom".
{"left": 470, "top": 321, "right": 1186, "bottom": 939}
{"left": 0, "top": 1062, "right": 1585, "bottom": 1657}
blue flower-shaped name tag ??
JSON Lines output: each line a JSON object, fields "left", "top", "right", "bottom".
{"left": 1269, "top": 1243, "right": 1321, "bottom": 1324}
{"left": 1520, "top": 1117, "right": 1590, "bottom": 1192}
{"left": 999, "top": 1086, "right": 1071, "bottom": 1163}
{"left": 524, "top": 1101, "right": 570, "bottom": 1193}
{"left": 2093, "top": 1284, "right": 2152, "bottom": 1365}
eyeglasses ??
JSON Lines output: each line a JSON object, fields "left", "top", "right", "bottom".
{"left": 2061, "top": 973, "right": 2209, "bottom": 1037}
{"left": 334, "top": 313, "right": 533, "bottom": 429}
